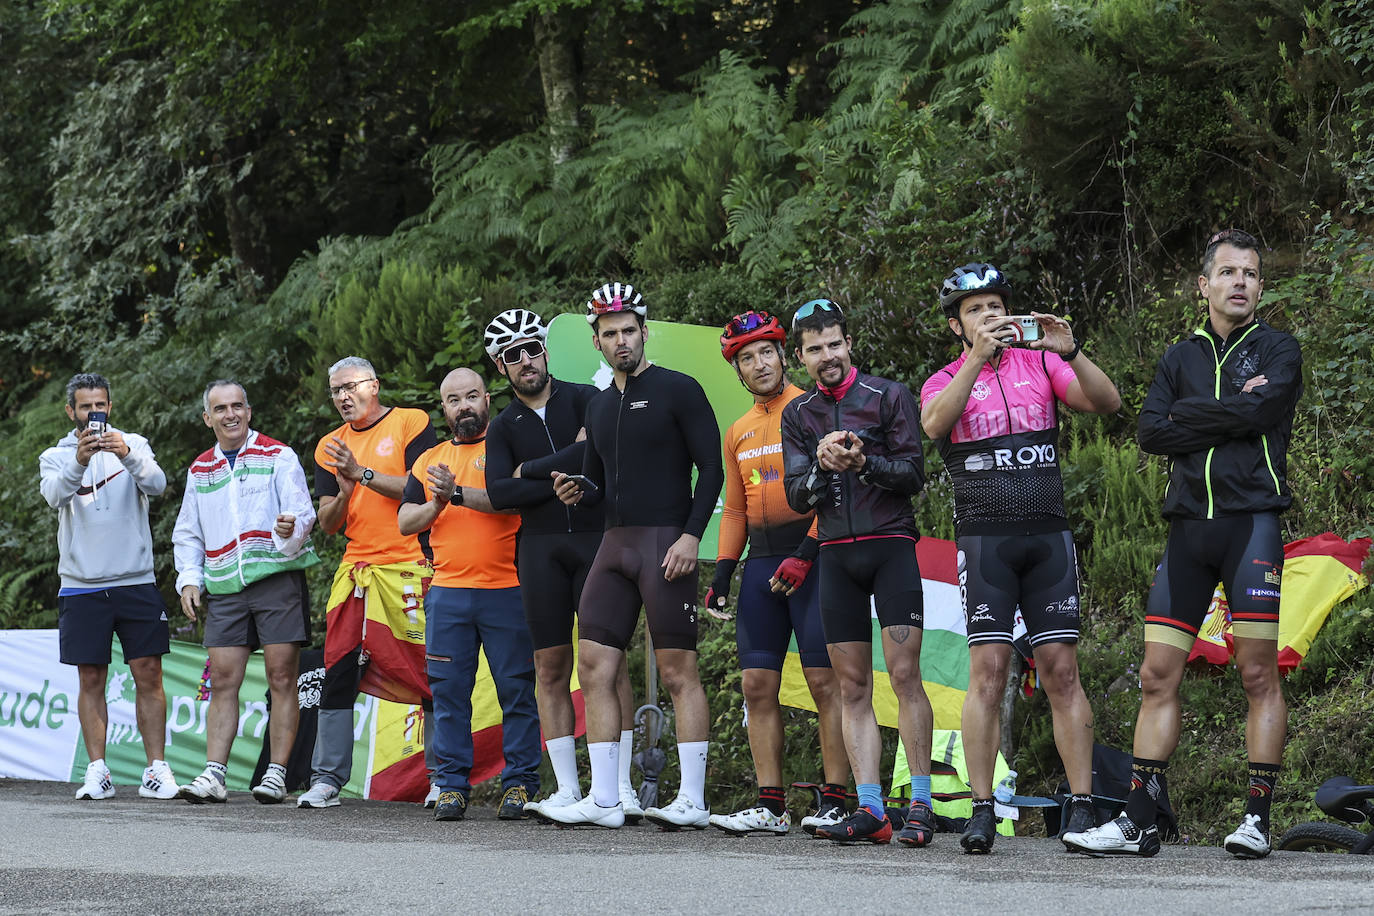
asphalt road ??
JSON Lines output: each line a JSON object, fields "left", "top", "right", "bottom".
{"left": 1, "top": 778, "right": 1369, "bottom": 915}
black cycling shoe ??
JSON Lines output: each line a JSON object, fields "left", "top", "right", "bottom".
{"left": 816, "top": 807, "right": 893, "bottom": 844}
{"left": 960, "top": 803, "right": 997, "bottom": 854}
{"left": 1061, "top": 799, "right": 1097, "bottom": 838}
{"left": 897, "top": 800, "right": 936, "bottom": 847}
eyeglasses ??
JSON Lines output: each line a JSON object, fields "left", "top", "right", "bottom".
{"left": 499, "top": 341, "right": 546, "bottom": 365}
{"left": 725, "top": 311, "right": 772, "bottom": 336}
{"left": 791, "top": 299, "right": 842, "bottom": 329}
{"left": 954, "top": 268, "right": 1002, "bottom": 291}
{"left": 329, "top": 378, "right": 376, "bottom": 399}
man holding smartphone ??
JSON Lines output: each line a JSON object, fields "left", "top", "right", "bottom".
{"left": 482, "top": 309, "right": 641, "bottom": 821}
{"left": 41, "top": 373, "right": 178, "bottom": 801}
{"left": 780, "top": 299, "right": 932, "bottom": 847}
{"left": 545, "top": 282, "right": 725, "bottom": 830}
{"left": 920, "top": 263, "right": 1120, "bottom": 853}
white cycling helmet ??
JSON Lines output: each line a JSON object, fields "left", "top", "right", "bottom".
{"left": 585, "top": 282, "right": 646, "bottom": 325}
{"left": 483, "top": 308, "right": 548, "bottom": 358}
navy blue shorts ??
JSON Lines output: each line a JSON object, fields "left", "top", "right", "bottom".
{"left": 58, "top": 583, "right": 171, "bottom": 666}
{"left": 736, "top": 555, "right": 829, "bottom": 670}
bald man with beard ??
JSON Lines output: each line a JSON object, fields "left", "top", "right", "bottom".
{"left": 398, "top": 369, "right": 539, "bottom": 822}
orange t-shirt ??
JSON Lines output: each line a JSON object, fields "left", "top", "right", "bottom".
{"left": 719, "top": 383, "right": 817, "bottom": 561}
{"left": 315, "top": 407, "right": 436, "bottom": 565}
{"left": 408, "top": 439, "right": 520, "bottom": 589}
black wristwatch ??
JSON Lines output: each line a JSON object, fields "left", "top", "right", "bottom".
{"left": 360, "top": 467, "right": 375, "bottom": 487}
{"left": 449, "top": 486, "right": 465, "bottom": 507}
{"left": 1065, "top": 340, "right": 1083, "bottom": 361}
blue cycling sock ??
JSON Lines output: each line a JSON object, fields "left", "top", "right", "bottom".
{"left": 857, "top": 783, "right": 884, "bottom": 817}
{"left": 910, "top": 775, "right": 932, "bottom": 807}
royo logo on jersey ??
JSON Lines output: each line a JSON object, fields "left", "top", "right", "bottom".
{"left": 964, "top": 443, "right": 1056, "bottom": 472}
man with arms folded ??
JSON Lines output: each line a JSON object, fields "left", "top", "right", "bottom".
{"left": 921, "top": 263, "right": 1120, "bottom": 853}
{"left": 40, "top": 372, "right": 178, "bottom": 800}
{"left": 173, "top": 380, "right": 319, "bottom": 804}
{"left": 482, "top": 309, "right": 641, "bottom": 821}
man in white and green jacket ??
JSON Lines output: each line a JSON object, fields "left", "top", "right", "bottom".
{"left": 172, "top": 379, "right": 319, "bottom": 805}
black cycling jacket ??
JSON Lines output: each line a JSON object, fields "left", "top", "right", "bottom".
{"left": 1137, "top": 318, "right": 1302, "bottom": 520}
{"left": 579, "top": 364, "right": 724, "bottom": 539}
{"left": 781, "top": 370, "right": 926, "bottom": 541}
{"left": 485, "top": 377, "right": 604, "bottom": 535}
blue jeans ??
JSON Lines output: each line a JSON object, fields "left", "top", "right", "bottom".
{"left": 425, "top": 585, "right": 540, "bottom": 795}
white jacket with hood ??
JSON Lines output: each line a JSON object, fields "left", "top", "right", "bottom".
{"left": 39, "top": 427, "right": 167, "bottom": 590}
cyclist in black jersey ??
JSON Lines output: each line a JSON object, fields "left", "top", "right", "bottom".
{"left": 921, "top": 263, "right": 1121, "bottom": 853}
{"left": 1065, "top": 229, "right": 1303, "bottom": 860}
{"left": 482, "top": 308, "right": 640, "bottom": 821}
{"left": 781, "top": 299, "right": 934, "bottom": 847}
{"left": 546, "top": 283, "right": 725, "bottom": 831}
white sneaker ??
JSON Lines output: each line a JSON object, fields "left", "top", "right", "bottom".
{"left": 1063, "top": 815, "right": 1160, "bottom": 856}
{"left": 138, "top": 761, "right": 179, "bottom": 799}
{"left": 709, "top": 805, "right": 791, "bottom": 836}
{"left": 423, "top": 784, "right": 440, "bottom": 809}
{"left": 251, "top": 769, "right": 288, "bottom": 804}
{"left": 296, "top": 782, "right": 341, "bottom": 808}
{"left": 75, "top": 761, "right": 114, "bottom": 800}
{"left": 800, "top": 801, "right": 846, "bottom": 836}
{"left": 644, "top": 793, "right": 710, "bottom": 831}
{"left": 178, "top": 770, "right": 228, "bottom": 804}
{"left": 528, "top": 785, "right": 582, "bottom": 819}
{"left": 543, "top": 794, "right": 625, "bottom": 829}
{"left": 1223, "top": 813, "right": 1271, "bottom": 859}
{"left": 620, "top": 784, "right": 645, "bottom": 824}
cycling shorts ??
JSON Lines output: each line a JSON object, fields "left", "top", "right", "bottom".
{"left": 959, "top": 530, "right": 1080, "bottom": 648}
{"left": 736, "top": 554, "right": 829, "bottom": 671}
{"left": 516, "top": 531, "right": 601, "bottom": 651}
{"left": 1145, "top": 513, "right": 1283, "bottom": 650}
{"left": 578, "top": 526, "right": 698, "bottom": 652}
{"left": 818, "top": 536, "right": 923, "bottom": 644}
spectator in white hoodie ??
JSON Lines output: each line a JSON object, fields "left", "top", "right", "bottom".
{"left": 39, "top": 373, "right": 179, "bottom": 801}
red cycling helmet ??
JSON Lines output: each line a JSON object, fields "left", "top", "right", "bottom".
{"left": 720, "top": 310, "right": 786, "bottom": 362}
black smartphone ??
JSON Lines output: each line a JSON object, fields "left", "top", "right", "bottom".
{"left": 566, "top": 474, "right": 599, "bottom": 493}
{"left": 87, "top": 411, "right": 108, "bottom": 437}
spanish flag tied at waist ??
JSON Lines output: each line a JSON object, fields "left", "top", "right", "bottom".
{"left": 1186, "top": 533, "right": 1370, "bottom": 671}
{"left": 325, "top": 559, "right": 432, "bottom": 705}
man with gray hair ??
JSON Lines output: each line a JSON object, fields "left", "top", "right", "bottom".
{"left": 172, "top": 379, "right": 319, "bottom": 803}
{"left": 298, "top": 358, "right": 439, "bottom": 808}
{"left": 40, "top": 373, "right": 177, "bottom": 801}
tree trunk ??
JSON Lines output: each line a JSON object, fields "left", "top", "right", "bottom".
{"left": 533, "top": 9, "right": 581, "bottom": 165}
{"left": 222, "top": 132, "right": 275, "bottom": 295}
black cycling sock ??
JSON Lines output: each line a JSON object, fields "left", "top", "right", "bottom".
{"left": 1123, "top": 758, "right": 1168, "bottom": 828}
{"left": 821, "top": 783, "right": 847, "bottom": 808}
{"left": 969, "top": 797, "right": 995, "bottom": 826}
{"left": 1244, "top": 762, "right": 1280, "bottom": 832}
{"left": 759, "top": 786, "right": 786, "bottom": 816}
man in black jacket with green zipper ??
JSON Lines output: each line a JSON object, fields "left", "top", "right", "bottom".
{"left": 1065, "top": 228, "right": 1303, "bottom": 860}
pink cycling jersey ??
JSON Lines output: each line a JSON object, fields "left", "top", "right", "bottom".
{"left": 921, "top": 348, "right": 1077, "bottom": 536}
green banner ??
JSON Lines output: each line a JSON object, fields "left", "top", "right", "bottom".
{"left": 546, "top": 314, "right": 753, "bottom": 560}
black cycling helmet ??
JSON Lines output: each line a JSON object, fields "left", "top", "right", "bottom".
{"left": 939, "top": 263, "right": 1013, "bottom": 318}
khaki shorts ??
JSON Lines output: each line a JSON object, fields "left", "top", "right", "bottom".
{"left": 203, "top": 571, "right": 309, "bottom": 648}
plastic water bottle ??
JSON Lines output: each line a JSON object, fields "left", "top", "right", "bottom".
{"left": 993, "top": 770, "right": 1018, "bottom": 804}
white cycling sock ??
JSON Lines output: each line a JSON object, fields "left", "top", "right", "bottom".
{"left": 546, "top": 735, "right": 580, "bottom": 797}
{"left": 618, "top": 729, "right": 634, "bottom": 790}
{"left": 678, "top": 741, "right": 709, "bottom": 808}
{"left": 589, "top": 741, "right": 619, "bottom": 807}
